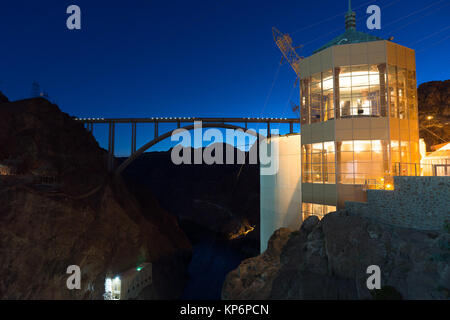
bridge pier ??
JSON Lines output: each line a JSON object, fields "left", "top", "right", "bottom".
{"left": 86, "top": 122, "right": 94, "bottom": 133}
{"left": 154, "top": 122, "right": 159, "bottom": 139}
{"left": 108, "top": 122, "right": 115, "bottom": 172}
{"left": 131, "top": 122, "right": 137, "bottom": 154}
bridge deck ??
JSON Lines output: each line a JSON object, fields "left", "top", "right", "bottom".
{"left": 74, "top": 117, "right": 300, "bottom": 172}
{"left": 74, "top": 117, "right": 299, "bottom": 124}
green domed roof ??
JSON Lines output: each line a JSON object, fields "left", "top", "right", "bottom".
{"left": 313, "top": 29, "right": 383, "bottom": 54}
{"left": 313, "top": 0, "right": 383, "bottom": 54}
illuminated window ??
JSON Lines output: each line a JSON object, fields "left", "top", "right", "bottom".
{"left": 104, "top": 277, "right": 121, "bottom": 300}
{"left": 335, "top": 140, "right": 389, "bottom": 185}
{"left": 300, "top": 68, "right": 335, "bottom": 124}
{"left": 302, "top": 202, "right": 337, "bottom": 220}
{"left": 302, "top": 141, "right": 335, "bottom": 184}
{"left": 333, "top": 64, "right": 386, "bottom": 118}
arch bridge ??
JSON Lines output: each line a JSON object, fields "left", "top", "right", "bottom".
{"left": 75, "top": 117, "right": 300, "bottom": 174}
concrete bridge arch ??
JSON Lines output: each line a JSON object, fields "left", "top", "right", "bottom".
{"left": 115, "top": 123, "right": 265, "bottom": 175}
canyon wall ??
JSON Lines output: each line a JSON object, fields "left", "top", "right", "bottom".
{"left": 418, "top": 80, "right": 450, "bottom": 150}
{"left": 0, "top": 96, "right": 191, "bottom": 299}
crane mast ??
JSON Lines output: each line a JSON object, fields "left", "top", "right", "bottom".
{"left": 272, "top": 27, "right": 303, "bottom": 77}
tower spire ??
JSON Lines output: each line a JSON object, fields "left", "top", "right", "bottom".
{"left": 345, "top": 0, "right": 356, "bottom": 30}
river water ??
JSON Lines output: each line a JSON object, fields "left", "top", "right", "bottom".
{"left": 180, "top": 223, "right": 257, "bottom": 300}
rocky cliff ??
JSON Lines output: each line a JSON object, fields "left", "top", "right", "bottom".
{"left": 0, "top": 91, "right": 9, "bottom": 103}
{"left": 223, "top": 213, "right": 450, "bottom": 300}
{"left": 418, "top": 80, "right": 450, "bottom": 150}
{"left": 0, "top": 95, "right": 192, "bottom": 299}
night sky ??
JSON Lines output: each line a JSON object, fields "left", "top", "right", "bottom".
{"left": 1, "top": 0, "right": 449, "bottom": 154}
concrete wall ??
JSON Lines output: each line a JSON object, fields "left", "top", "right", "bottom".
{"left": 346, "top": 176, "right": 450, "bottom": 230}
{"left": 260, "top": 134, "right": 302, "bottom": 253}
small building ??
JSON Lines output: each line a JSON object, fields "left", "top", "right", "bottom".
{"left": 104, "top": 263, "right": 152, "bottom": 300}
{"left": 421, "top": 142, "right": 450, "bottom": 176}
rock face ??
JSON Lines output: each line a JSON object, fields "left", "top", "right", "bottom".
{"left": 222, "top": 213, "right": 450, "bottom": 300}
{"left": 0, "top": 97, "right": 192, "bottom": 299}
{"left": 0, "top": 91, "right": 9, "bottom": 103}
{"left": 0, "top": 98, "right": 107, "bottom": 194}
{"left": 221, "top": 228, "right": 292, "bottom": 300}
{"left": 418, "top": 80, "right": 450, "bottom": 150}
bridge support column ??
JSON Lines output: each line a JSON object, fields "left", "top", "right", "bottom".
{"left": 267, "top": 122, "right": 271, "bottom": 138}
{"left": 131, "top": 122, "right": 137, "bottom": 154}
{"left": 154, "top": 122, "right": 159, "bottom": 139}
{"left": 108, "top": 122, "right": 115, "bottom": 172}
{"left": 290, "top": 122, "right": 293, "bottom": 134}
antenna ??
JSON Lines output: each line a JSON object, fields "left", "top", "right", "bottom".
{"left": 31, "top": 81, "right": 41, "bottom": 98}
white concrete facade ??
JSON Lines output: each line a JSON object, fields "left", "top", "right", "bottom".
{"left": 260, "top": 134, "right": 302, "bottom": 253}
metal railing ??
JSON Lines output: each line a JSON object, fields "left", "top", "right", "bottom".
{"left": 393, "top": 162, "right": 450, "bottom": 177}
{"left": 363, "top": 176, "right": 394, "bottom": 191}
{"left": 363, "top": 163, "right": 450, "bottom": 190}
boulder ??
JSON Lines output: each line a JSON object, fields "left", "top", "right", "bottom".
{"left": 222, "top": 211, "right": 450, "bottom": 300}
{"left": 221, "top": 228, "right": 292, "bottom": 300}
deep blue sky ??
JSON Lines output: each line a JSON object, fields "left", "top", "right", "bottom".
{"left": 1, "top": 0, "right": 449, "bottom": 154}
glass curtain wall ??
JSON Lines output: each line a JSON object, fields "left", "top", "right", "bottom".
{"left": 300, "top": 64, "right": 387, "bottom": 124}
{"left": 336, "top": 140, "right": 389, "bottom": 185}
{"left": 303, "top": 140, "right": 389, "bottom": 185}
{"left": 388, "top": 65, "right": 420, "bottom": 176}
{"left": 300, "top": 63, "right": 418, "bottom": 186}
{"left": 302, "top": 142, "right": 335, "bottom": 183}
{"left": 300, "top": 69, "right": 335, "bottom": 124}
